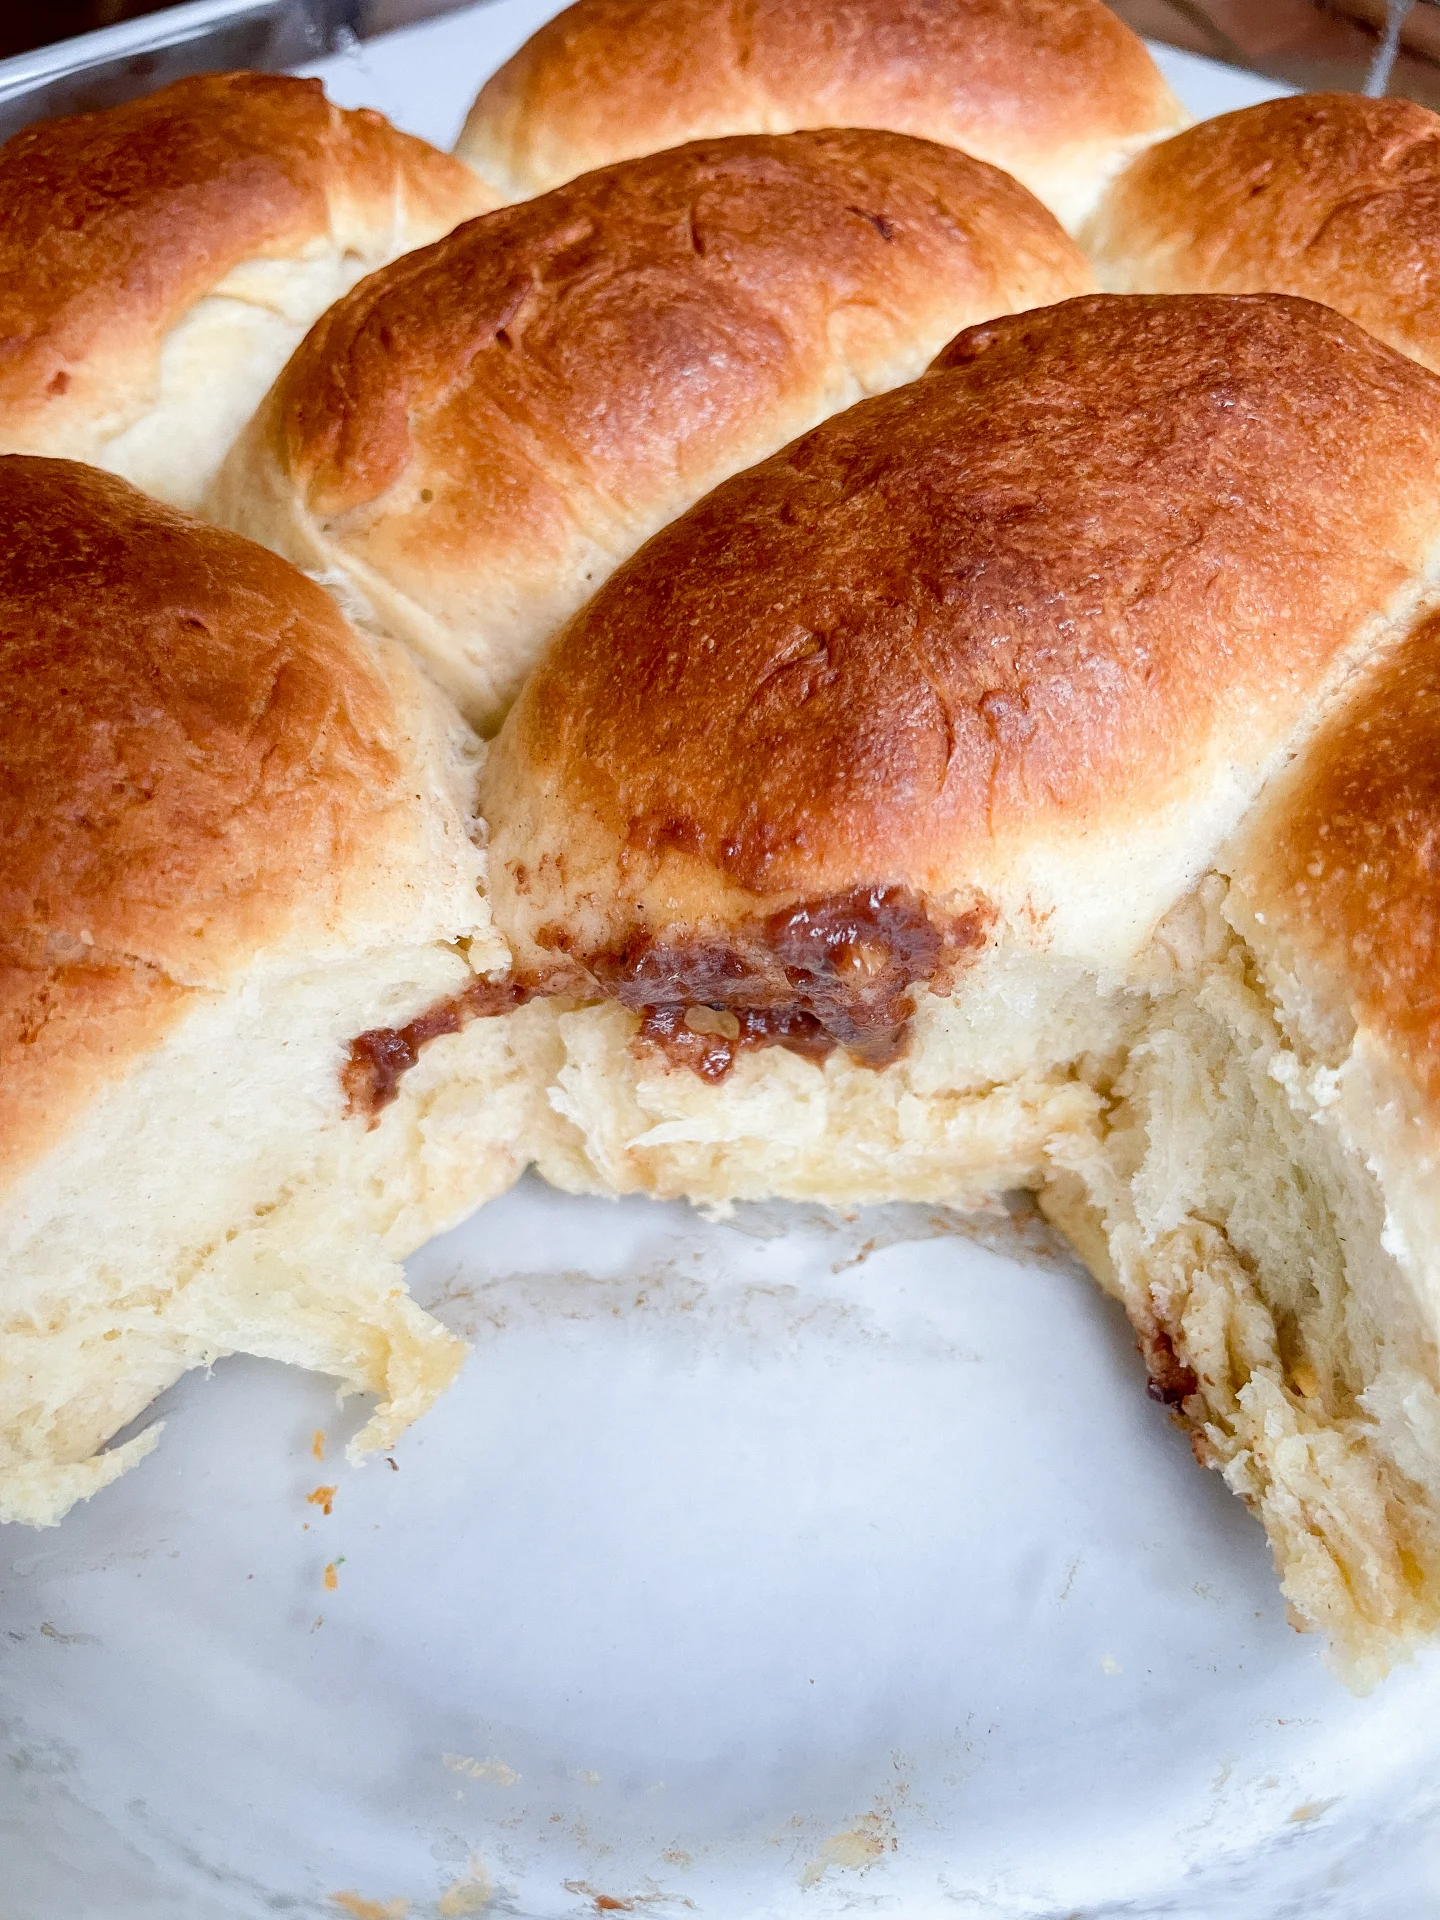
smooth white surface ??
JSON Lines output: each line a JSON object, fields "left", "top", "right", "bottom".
{"left": 12, "top": 11, "right": 1432, "bottom": 1917}
{"left": 8, "top": 1181, "right": 1440, "bottom": 1918}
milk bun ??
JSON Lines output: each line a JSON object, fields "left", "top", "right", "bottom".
{"left": 1086, "top": 94, "right": 1440, "bottom": 374}
{"left": 0, "top": 457, "right": 538, "bottom": 1527}
{"left": 213, "top": 129, "right": 1093, "bottom": 731}
{"left": 0, "top": 73, "right": 493, "bottom": 509}
{"left": 456, "top": 0, "right": 1187, "bottom": 233}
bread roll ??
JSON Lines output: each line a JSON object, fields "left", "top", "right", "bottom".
{"left": 455, "top": 0, "right": 1187, "bottom": 233}
{"left": 211, "top": 130, "right": 1093, "bottom": 732}
{"left": 1086, "top": 94, "right": 1440, "bottom": 373}
{"left": 1045, "top": 606, "right": 1440, "bottom": 1684}
{"left": 0, "top": 458, "right": 544, "bottom": 1529}
{"left": 472, "top": 295, "right": 1440, "bottom": 1219}
{"left": 456, "top": 0, "right": 1190, "bottom": 234}
{"left": 0, "top": 73, "right": 493, "bottom": 511}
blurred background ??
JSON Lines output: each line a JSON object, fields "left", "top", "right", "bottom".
{"left": 1109, "top": 0, "right": 1440, "bottom": 103}
{"left": 3, "top": 0, "right": 1440, "bottom": 104}
{"left": 0, "top": 0, "right": 464, "bottom": 61}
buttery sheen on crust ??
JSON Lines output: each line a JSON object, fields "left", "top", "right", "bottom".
{"left": 213, "top": 129, "right": 1093, "bottom": 730}
{"left": 483, "top": 294, "right": 1440, "bottom": 998}
{"left": 0, "top": 458, "right": 531, "bottom": 1528}
{"left": 1086, "top": 94, "right": 1440, "bottom": 374}
{"left": 455, "top": 0, "right": 1186, "bottom": 232}
{"left": 0, "top": 72, "right": 493, "bottom": 509}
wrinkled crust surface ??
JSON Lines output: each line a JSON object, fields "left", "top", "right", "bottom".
{"left": 279, "top": 128, "right": 1088, "bottom": 522}
{"left": 246, "top": 128, "right": 1091, "bottom": 728}
{"left": 0, "top": 71, "right": 488, "bottom": 446}
{"left": 483, "top": 293, "right": 1440, "bottom": 995}
{"left": 1087, "top": 94, "right": 1440, "bottom": 373}
{"left": 458, "top": 0, "right": 1185, "bottom": 218}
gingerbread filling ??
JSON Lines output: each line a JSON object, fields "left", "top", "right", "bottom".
{"left": 342, "top": 974, "right": 535, "bottom": 1121}
{"left": 563, "top": 885, "right": 992, "bottom": 1082}
{"left": 342, "top": 887, "right": 992, "bottom": 1118}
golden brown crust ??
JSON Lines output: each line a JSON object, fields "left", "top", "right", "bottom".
{"left": 281, "top": 128, "right": 1086, "bottom": 518}
{"left": 0, "top": 71, "right": 489, "bottom": 449}
{"left": 0, "top": 457, "right": 425, "bottom": 1179}
{"left": 1087, "top": 94, "right": 1440, "bottom": 373}
{"left": 457, "top": 0, "right": 1184, "bottom": 221}
{"left": 482, "top": 294, "right": 1440, "bottom": 988}
{"left": 1230, "top": 608, "right": 1440, "bottom": 1102}
{"left": 253, "top": 128, "right": 1092, "bottom": 726}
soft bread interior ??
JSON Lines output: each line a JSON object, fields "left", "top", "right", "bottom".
{"left": 93, "top": 249, "right": 391, "bottom": 511}
{"left": 0, "top": 463, "right": 535, "bottom": 1529}
{"left": 492, "top": 863, "right": 1440, "bottom": 1689}
{"left": 519, "top": 948, "right": 1144, "bottom": 1209}
{"left": 1044, "top": 878, "right": 1440, "bottom": 1688}
{"left": 0, "top": 937, "right": 553, "bottom": 1529}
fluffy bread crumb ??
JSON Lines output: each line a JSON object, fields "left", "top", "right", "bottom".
{"left": 1046, "top": 899, "right": 1440, "bottom": 1687}
{"left": 523, "top": 949, "right": 1141, "bottom": 1209}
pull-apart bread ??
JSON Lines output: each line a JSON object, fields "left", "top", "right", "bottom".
{"left": 454, "top": 0, "right": 1187, "bottom": 234}
{"left": 472, "top": 294, "right": 1440, "bottom": 1216}
{"left": 1046, "top": 609, "right": 1440, "bottom": 1684}
{"left": 212, "top": 129, "right": 1092, "bottom": 731}
{"left": 0, "top": 458, "right": 540, "bottom": 1529}
{"left": 0, "top": 73, "right": 492, "bottom": 512}
{"left": 1086, "top": 94, "right": 1440, "bottom": 374}
{"left": 461, "top": 295, "right": 1440, "bottom": 1676}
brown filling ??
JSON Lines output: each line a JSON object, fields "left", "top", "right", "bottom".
{"left": 574, "top": 885, "right": 992, "bottom": 1082}
{"left": 342, "top": 974, "right": 535, "bottom": 1122}
{"left": 343, "top": 886, "right": 991, "bottom": 1118}
{"left": 1139, "top": 1326, "right": 1199, "bottom": 1409}
{"left": 635, "top": 1003, "right": 835, "bottom": 1083}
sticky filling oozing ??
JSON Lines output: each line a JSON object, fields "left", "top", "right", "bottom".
{"left": 342, "top": 974, "right": 535, "bottom": 1120}
{"left": 342, "top": 886, "right": 992, "bottom": 1117}
{"left": 583, "top": 887, "right": 993, "bottom": 1082}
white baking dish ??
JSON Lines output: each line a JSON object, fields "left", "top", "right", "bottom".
{"left": 8, "top": 10, "right": 1437, "bottom": 1917}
